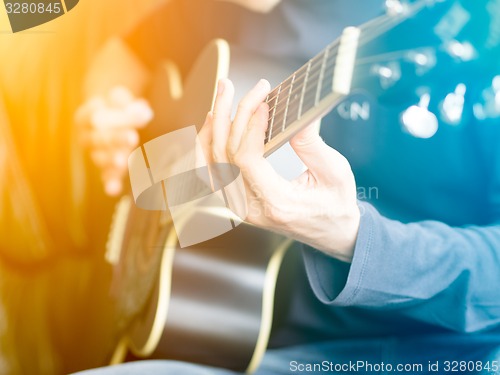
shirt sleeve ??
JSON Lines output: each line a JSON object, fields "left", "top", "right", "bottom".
{"left": 303, "top": 200, "right": 500, "bottom": 333}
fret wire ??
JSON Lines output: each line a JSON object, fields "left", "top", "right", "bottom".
{"left": 264, "top": 93, "right": 271, "bottom": 140}
{"left": 270, "top": 79, "right": 316, "bottom": 139}
{"left": 266, "top": 83, "right": 282, "bottom": 143}
{"left": 266, "top": 13, "right": 414, "bottom": 110}
{"left": 281, "top": 73, "right": 295, "bottom": 132}
{"left": 267, "top": 74, "right": 294, "bottom": 140}
{"left": 268, "top": 60, "right": 344, "bottom": 141}
{"left": 265, "top": 38, "right": 341, "bottom": 105}
{"left": 269, "top": 59, "right": 335, "bottom": 141}
{"left": 267, "top": 57, "right": 311, "bottom": 101}
{"left": 265, "top": 5, "right": 430, "bottom": 144}
{"left": 265, "top": 91, "right": 278, "bottom": 140}
{"left": 264, "top": 2, "right": 418, "bottom": 106}
{"left": 270, "top": 63, "right": 333, "bottom": 131}
{"left": 270, "top": 75, "right": 294, "bottom": 139}
{"left": 275, "top": 69, "right": 306, "bottom": 140}
{"left": 268, "top": 44, "right": 421, "bottom": 117}
{"left": 266, "top": 77, "right": 291, "bottom": 139}
{"left": 267, "top": 44, "right": 416, "bottom": 118}
{"left": 268, "top": 85, "right": 281, "bottom": 104}
{"left": 266, "top": 56, "right": 338, "bottom": 115}
{"left": 294, "top": 57, "right": 322, "bottom": 108}
{"left": 265, "top": 56, "right": 331, "bottom": 106}
{"left": 268, "top": 65, "right": 329, "bottom": 132}
{"left": 272, "top": 112, "right": 285, "bottom": 137}
{"left": 265, "top": 30, "right": 366, "bottom": 143}
{"left": 319, "top": 44, "right": 336, "bottom": 101}
{"left": 269, "top": 67, "right": 365, "bottom": 142}
{"left": 319, "top": 57, "right": 335, "bottom": 101}
{"left": 315, "top": 44, "right": 330, "bottom": 107}
{"left": 300, "top": 69, "right": 322, "bottom": 117}
{"left": 301, "top": 92, "right": 317, "bottom": 115}
{"left": 297, "top": 60, "right": 312, "bottom": 120}
{"left": 267, "top": 64, "right": 340, "bottom": 142}
{"left": 269, "top": 100, "right": 301, "bottom": 140}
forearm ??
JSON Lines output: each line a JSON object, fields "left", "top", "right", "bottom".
{"left": 304, "top": 201, "right": 500, "bottom": 333}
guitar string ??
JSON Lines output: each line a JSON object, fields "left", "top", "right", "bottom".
{"left": 266, "top": 45, "right": 433, "bottom": 136}
{"left": 266, "top": 60, "right": 336, "bottom": 139}
{"left": 265, "top": 43, "right": 427, "bottom": 117}
{"left": 265, "top": 53, "right": 332, "bottom": 138}
{"left": 264, "top": 0, "right": 428, "bottom": 108}
{"left": 265, "top": 51, "right": 395, "bottom": 141}
{"left": 268, "top": 0, "right": 428, "bottom": 108}
{"left": 264, "top": 0, "right": 427, "bottom": 109}
{"left": 263, "top": 0, "right": 430, "bottom": 142}
{"left": 265, "top": 46, "right": 436, "bottom": 142}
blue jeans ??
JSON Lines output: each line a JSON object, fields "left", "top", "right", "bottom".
{"left": 74, "top": 332, "right": 500, "bottom": 374}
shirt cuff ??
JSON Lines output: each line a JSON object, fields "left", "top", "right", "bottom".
{"left": 303, "top": 201, "right": 377, "bottom": 305}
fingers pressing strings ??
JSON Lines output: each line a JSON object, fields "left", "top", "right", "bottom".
{"left": 211, "top": 79, "right": 235, "bottom": 164}
{"left": 228, "top": 79, "right": 271, "bottom": 158}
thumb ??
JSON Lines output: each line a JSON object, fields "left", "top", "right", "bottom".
{"left": 290, "top": 120, "right": 352, "bottom": 184}
{"left": 289, "top": 120, "right": 330, "bottom": 170}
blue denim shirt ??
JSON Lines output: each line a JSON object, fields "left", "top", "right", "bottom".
{"left": 239, "top": 0, "right": 500, "bottom": 347}
{"left": 304, "top": 0, "right": 500, "bottom": 334}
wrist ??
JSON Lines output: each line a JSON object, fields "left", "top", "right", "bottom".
{"left": 304, "top": 198, "right": 360, "bottom": 263}
{"left": 333, "top": 203, "right": 361, "bottom": 262}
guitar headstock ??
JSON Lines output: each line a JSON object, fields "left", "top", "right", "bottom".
{"left": 350, "top": 0, "right": 500, "bottom": 138}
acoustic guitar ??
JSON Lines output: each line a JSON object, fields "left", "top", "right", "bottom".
{"left": 106, "top": 36, "right": 306, "bottom": 373}
{"left": 105, "top": 0, "right": 498, "bottom": 372}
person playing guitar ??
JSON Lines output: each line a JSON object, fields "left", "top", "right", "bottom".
{"left": 76, "top": 0, "right": 500, "bottom": 374}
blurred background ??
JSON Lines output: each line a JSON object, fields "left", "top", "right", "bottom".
{"left": 0, "top": 1, "right": 163, "bottom": 373}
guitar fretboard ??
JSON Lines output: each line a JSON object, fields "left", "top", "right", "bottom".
{"left": 263, "top": 26, "right": 360, "bottom": 156}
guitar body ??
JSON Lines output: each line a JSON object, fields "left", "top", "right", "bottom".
{"left": 107, "top": 39, "right": 300, "bottom": 372}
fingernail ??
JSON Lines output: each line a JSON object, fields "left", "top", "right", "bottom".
{"left": 217, "top": 80, "right": 225, "bottom": 95}
{"left": 258, "top": 79, "right": 270, "bottom": 90}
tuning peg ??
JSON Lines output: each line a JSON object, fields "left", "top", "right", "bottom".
{"left": 444, "top": 40, "right": 476, "bottom": 61}
{"left": 440, "top": 83, "right": 466, "bottom": 125}
{"left": 493, "top": 76, "right": 500, "bottom": 113}
{"left": 386, "top": 0, "right": 442, "bottom": 16}
{"left": 385, "top": 0, "right": 408, "bottom": 16}
{"left": 405, "top": 49, "right": 436, "bottom": 75}
{"left": 401, "top": 91, "right": 439, "bottom": 138}
{"left": 473, "top": 75, "right": 500, "bottom": 120}
{"left": 371, "top": 62, "right": 402, "bottom": 89}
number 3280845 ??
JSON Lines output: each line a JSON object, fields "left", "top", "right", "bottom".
{"left": 5, "top": 2, "right": 61, "bottom": 14}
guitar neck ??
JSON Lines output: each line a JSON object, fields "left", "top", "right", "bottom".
{"left": 263, "top": 26, "right": 361, "bottom": 156}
